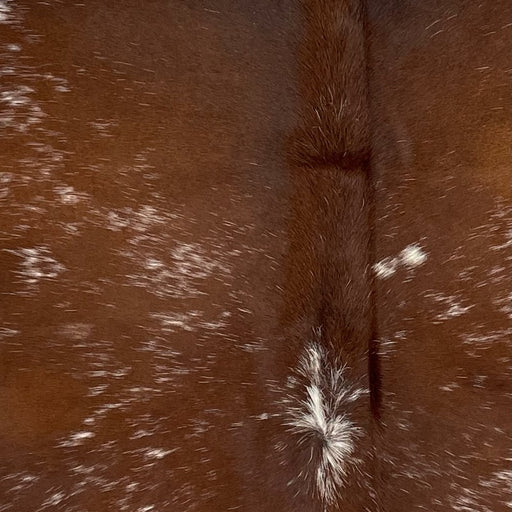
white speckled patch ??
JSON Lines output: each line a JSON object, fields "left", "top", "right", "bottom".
{"left": 282, "top": 341, "right": 366, "bottom": 504}
{"left": 374, "top": 243, "right": 428, "bottom": 279}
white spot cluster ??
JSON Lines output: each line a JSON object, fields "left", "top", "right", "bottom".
{"left": 400, "top": 244, "right": 428, "bottom": 267}
{"left": 58, "top": 431, "right": 95, "bottom": 448}
{"left": 143, "top": 448, "right": 177, "bottom": 461}
{"left": 54, "top": 185, "right": 89, "bottom": 205}
{"left": 7, "top": 246, "right": 65, "bottom": 287}
{"left": 0, "top": 85, "right": 46, "bottom": 132}
{"left": 106, "top": 205, "right": 165, "bottom": 233}
{"left": 449, "top": 467, "right": 512, "bottom": 512}
{"left": 374, "top": 243, "right": 428, "bottom": 279}
{"left": 425, "top": 292, "right": 474, "bottom": 321}
{"left": 126, "top": 240, "right": 230, "bottom": 299}
{"left": 41, "top": 491, "right": 65, "bottom": 507}
{"left": 284, "top": 343, "right": 365, "bottom": 504}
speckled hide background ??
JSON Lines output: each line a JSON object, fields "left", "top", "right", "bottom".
{"left": 0, "top": 1, "right": 510, "bottom": 511}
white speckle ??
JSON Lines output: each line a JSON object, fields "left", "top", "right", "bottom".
{"left": 152, "top": 311, "right": 200, "bottom": 332}
{"left": 144, "top": 258, "right": 164, "bottom": 270}
{"left": 444, "top": 303, "right": 473, "bottom": 318}
{"left": 0, "top": 66, "right": 15, "bottom": 76}
{"left": 373, "top": 256, "right": 398, "bottom": 279}
{"left": 426, "top": 292, "right": 474, "bottom": 321}
{"left": 59, "top": 431, "right": 95, "bottom": 447}
{"left": 0, "top": 81, "right": 48, "bottom": 131}
{"left": 0, "top": 327, "right": 18, "bottom": 339}
{"left": 59, "top": 322, "right": 93, "bottom": 341}
{"left": 374, "top": 243, "right": 427, "bottom": 279}
{"left": 440, "top": 382, "right": 460, "bottom": 392}
{"left": 72, "top": 431, "right": 94, "bottom": 441}
{"left": 144, "top": 448, "right": 176, "bottom": 460}
{"left": 41, "top": 491, "right": 65, "bottom": 507}
{"left": 54, "top": 185, "right": 88, "bottom": 205}
{"left": 169, "top": 242, "right": 230, "bottom": 294}
{"left": 449, "top": 467, "right": 512, "bottom": 511}
{"left": 106, "top": 210, "right": 130, "bottom": 230}
{"left": 87, "top": 384, "right": 108, "bottom": 397}
{"left": 3, "top": 472, "right": 39, "bottom": 493}
{"left": 462, "top": 329, "right": 510, "bottom": 346}
{"left": 7, "top": 246, "right": 65, "bottom": 287}
{"left": 21, "top": 474, "right": 38, "bottom": 483}
{"left": 105, "top": 205, "right": 166, "bottom": 232}
{"left": 61, "top": 222, "right": 81, "bottom": 236}
{"left": 89, "top": 118, "right": 117, "bottom": 137}
{"left": 0, "top": 171, "right": 13, "bottom": 199}
{"left": 130, "top": 429, "right": 153, "bottom": 439}
{"left": 0, "top": 0, "right": 14, "bottom": 24}
{"left": 400, "top": 244, "right": 428, "bottom": 268}
{"left": 1, "top": 86, "right": 32, "bottom": 106}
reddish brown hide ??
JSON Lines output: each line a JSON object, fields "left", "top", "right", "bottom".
{"left": 368, "top": 1, "right": 511, "bottom": 510}
{"left": 0, "top": 1, "right": 510, "bottom": 511}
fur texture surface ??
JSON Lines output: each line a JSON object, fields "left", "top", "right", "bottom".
{"left": 289, "top": 0, "right": 369, "bottom": 167}
{"left": 2, "top": 0, "right": 509, "bottom": 511}
{"left": 283, "top": 1, "right": 379, "bottom": 509}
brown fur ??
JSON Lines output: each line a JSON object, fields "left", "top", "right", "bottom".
{"left": 289, "top": 0, "right": 370, "bottom": 167}
{"left": 283, "top": 0, "right": 379, "bottom": 509}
